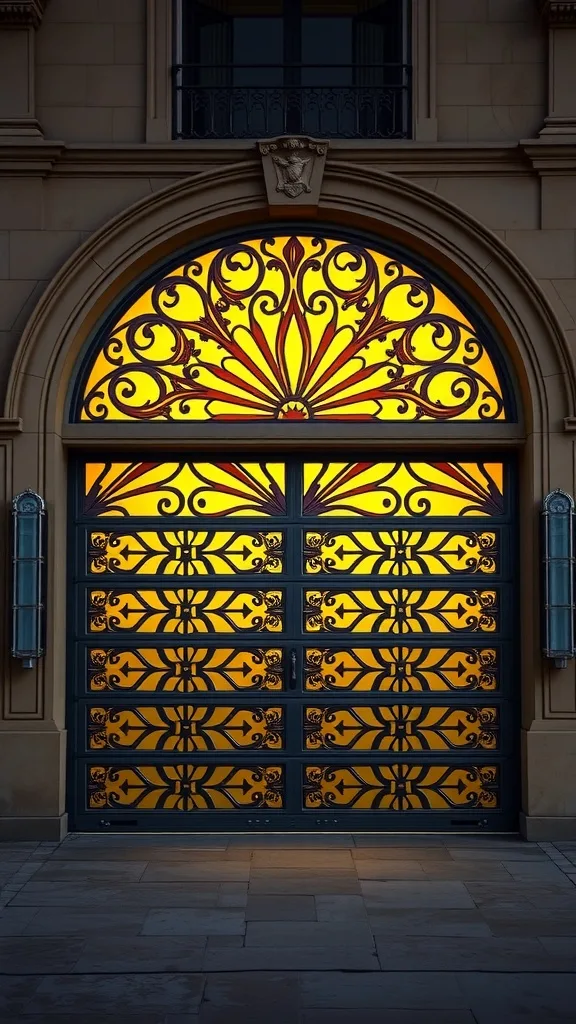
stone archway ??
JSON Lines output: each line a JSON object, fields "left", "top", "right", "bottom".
{"left": 2, "top": 161, "right": 575, "bottom": 839}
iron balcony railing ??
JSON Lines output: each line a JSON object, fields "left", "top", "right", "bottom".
{"left": 172, "top": 64, "right": 412, "bottom": 140}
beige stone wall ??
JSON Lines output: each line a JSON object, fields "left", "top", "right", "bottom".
{"left": 437, "top": 0, "right": 547, "bottom": 142}
{"left": 36, "top": 0, "right": 146, "bottom": 143}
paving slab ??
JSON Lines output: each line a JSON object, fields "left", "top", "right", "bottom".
{"left": 10, "top": 881, "right": 233, "bottom": 907}
{"left": 500, "top": 861, "right": 573, "bottom": 883}
{"left": 537, "top": 935, "right": 576, "bottom": 955}
{"left": 20, "top": 907, "right": 148, "bottom": 936}
{"left": 421, "top": 862, "right": 515, "bottom": 881}
{"left": 457, "top": 971, "right": 576, "bottom": 1023}
{"left": 48, "top": 847, "right": 246, "bottom": 861}
{"left": 206, "top": 934, "right": 244, "bottom": 948}
{"left": 248, "top": 876, "right": 361, "bottom": 894}
{"left": 202, "top": 972, "right": 300, "bottom": 1011}
{"left": 72, "top": 936, "right": 207, "bottom": 973}
{"left": 375, "top": 935, "right": 572, "bottom": 971}
{"left": 141, "top": 862, "right": 250, "bottom": 882}
{"left": 142, "top": 908, "right": 246, "bottom": 935}
{"left": 447, "top": 848, "right": 549, "bottom": 861}
{"left": 299, "top": 971, "right": 469, "bottom": 1009}
{"left": 360, "top": 880, "right": 475, "bottom": 908}
{"left": 251, "top": 850, "right": 354, "bottom": 867}
{"left": 0, "top": 906, "right": 39, "bottom": 935}
{"left": 202, "top": 946, "right": 380, "bottom": 971}
{"left": 245, "top": 894, "right": 317, "bottom": 920}
{"left": 0, "top": 976, "right": 42, "bottom": 1014}
{"left": 0, "top": 936, "right": 84, "bottom": 974}
{"left": 24, "top": 973, "right": 205, "bottom": 1014}
{"left": 314, "top": 894, "right": 369, "bottom": 922}
{"left": 300, "top": 1013, "right": 477, "bottom": 1024}
{"left": 367, "top": 908, "right": 492, "bottom": 936}
{"left": 32, "top": 859, "right": 149, "bottom": 881}
{"left": 352, "top": 846, "right": 452, "bottom": 861}
{"left": 244, "top": 920, "right": 375, "bottom": 947}
{"left": 354, "top": 859, "right": 427, "bottom": 879}
{"left": 0, "top": 1016, "right": 167, "bottom": 1024}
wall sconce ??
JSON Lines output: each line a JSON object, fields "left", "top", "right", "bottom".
{"left": 542, "top": 489, "right": 575, "bottom": 669}
{"left": 11, "top": 490, "right": 46, "bottom": 669}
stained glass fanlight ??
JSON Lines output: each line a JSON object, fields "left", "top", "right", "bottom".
{"left": 76, "top": 235, "right": 510, "bottom": 424}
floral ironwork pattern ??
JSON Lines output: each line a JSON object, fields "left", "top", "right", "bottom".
{"left": 88, "top": 705, "right": 284, "bottom": 751}
{"left": 304, "top": 529, "right": 497, "bottom": 576}
{"left": 88, "top": 588, "right": 284, "bottom": 634}
{"left": 78, "top": 236, "right": 508, "bottom": 423}
{"left": 304, "top": 705, "right": 498, "bottom": 752}
{"left": 304, "top": 647, "right": 498, "bottom": 692}
{"left": 303, "top": 461, "right": 504, "bottom": 517}
{"left": 89, "top": 764, "right": 284, "bottom": 810}
{"left": 304, "top": 764, "right": 499, "bottom": 810}
{"left": 84, "top": 461, "right": 286, "bottom": 518}
{"left": 88, "top": 647, "right": 284, "bottom": 692}
{"left": 89, "top": 529, "right": 284, "bottom": 576}
{"left": 304, "top": 588, "right": 498, "bottom": 634}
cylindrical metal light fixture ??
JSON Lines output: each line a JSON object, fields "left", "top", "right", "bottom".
{"left": 11, "top": 490, "right": 46, "bottom": 669}
{"left": 542, "top": 489, "right": 575, "bottom": 668}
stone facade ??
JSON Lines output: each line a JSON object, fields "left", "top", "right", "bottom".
{"left": 1, "top": 0, "right": 576, "bottom": 840}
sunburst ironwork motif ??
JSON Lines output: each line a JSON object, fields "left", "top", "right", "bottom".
{"left": 303, "top": 461, "right": 505, "bottom": 517}
{"left": 304, "top": 764, "right": 499, "bottom": 810}
{"left": 84, "top": 461, "right": 286, "bottom": 518}
{"left": 78, "top": 236, "right": 508, "bottom": 423}
{"left": 89, "top": 764, "right": 284, "bottom": 810}
{"left": 304, "top": 705, "right": 499, "bottom": 752}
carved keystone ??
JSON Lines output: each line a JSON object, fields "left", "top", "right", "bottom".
{"left": 258, "top": 136, "right": 328, "bottom": 213}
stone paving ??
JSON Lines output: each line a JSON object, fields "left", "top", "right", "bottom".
{"left": 0, "top": 833, "right": 576, "bottom": 1023}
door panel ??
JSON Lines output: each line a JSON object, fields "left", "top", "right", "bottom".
{"left": 69, "top": 454, "right": 517, "bottom": 831}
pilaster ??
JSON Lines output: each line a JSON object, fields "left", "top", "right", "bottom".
{"left": 0, "top": 0, "right": 49, "bottom": 138}
{"left": 539, "top": 0, "right": 576, "bottom": 138}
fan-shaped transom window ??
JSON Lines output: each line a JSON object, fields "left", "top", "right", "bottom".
{"left": 76, "top": 234, "right": 511, "bottom": 424}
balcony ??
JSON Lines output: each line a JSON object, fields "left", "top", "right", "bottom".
{"left": 172, "top": 64, "right": 412, "bottom": 141}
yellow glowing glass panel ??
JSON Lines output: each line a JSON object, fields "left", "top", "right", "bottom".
{"left": 88, "top": 705, "right": 284, "bottom": 751}
{"left": 88, "top": 588, "right": 284, "bottom": 634}
{"left": 83, "top": 461, "right": 286, "bottom": 518}
{"left": 304, "top": 647, "right": 498, "bottom": 692}
{"left": 304, "top": 530, "right": 497, "bottom": 575}
{"left": 304, "top": 765, "right": 498, "bottom": 810}
{"left": 304, "top": 705, "right": 498, "bottom": 752}
{"left": 304, "top": 588, "right": 497, "bottom": 634}
{"left": 78, "top": 236, "right": 508, "bottom": 423}
{"left": 89, "top": 530, "right": 284, "bottom": 575}
{"left": 303, "top": 461, "right": 504, "bottom": 517}
{"left": 89, "top": 764, "right": 284, "bottom": 810}
{"left": 88, "top": 647, "right": 284, "bottom": 692}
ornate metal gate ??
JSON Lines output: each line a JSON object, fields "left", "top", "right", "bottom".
{"left": 68, "top": 453, "right": 517, "bottom": 831}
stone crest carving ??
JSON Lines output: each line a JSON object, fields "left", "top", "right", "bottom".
{"left": 540, "top": 1, "right": 576, "bottom": 24}
{"left": 0, "top": 0, "right": 48, "bottom": 26}
{"left": 258, "top": 136, "right": 328, "bottom": 211}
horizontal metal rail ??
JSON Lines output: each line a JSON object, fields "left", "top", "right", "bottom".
{"left": 172, "top": 63, "right": 412, "bottom": 140}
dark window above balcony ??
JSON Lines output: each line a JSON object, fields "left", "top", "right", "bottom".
{"left": 173, "top": 0, "right": 411, "bottom": 140}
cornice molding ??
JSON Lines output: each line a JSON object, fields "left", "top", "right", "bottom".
{"left": 540, "top": 1, "right": 576, "bottom": 25}
{"left": 0, "top": 0, "right": 48, "bottom": 28}
{"left": 0, "top": 140, "right": 529, "bottom": 178}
